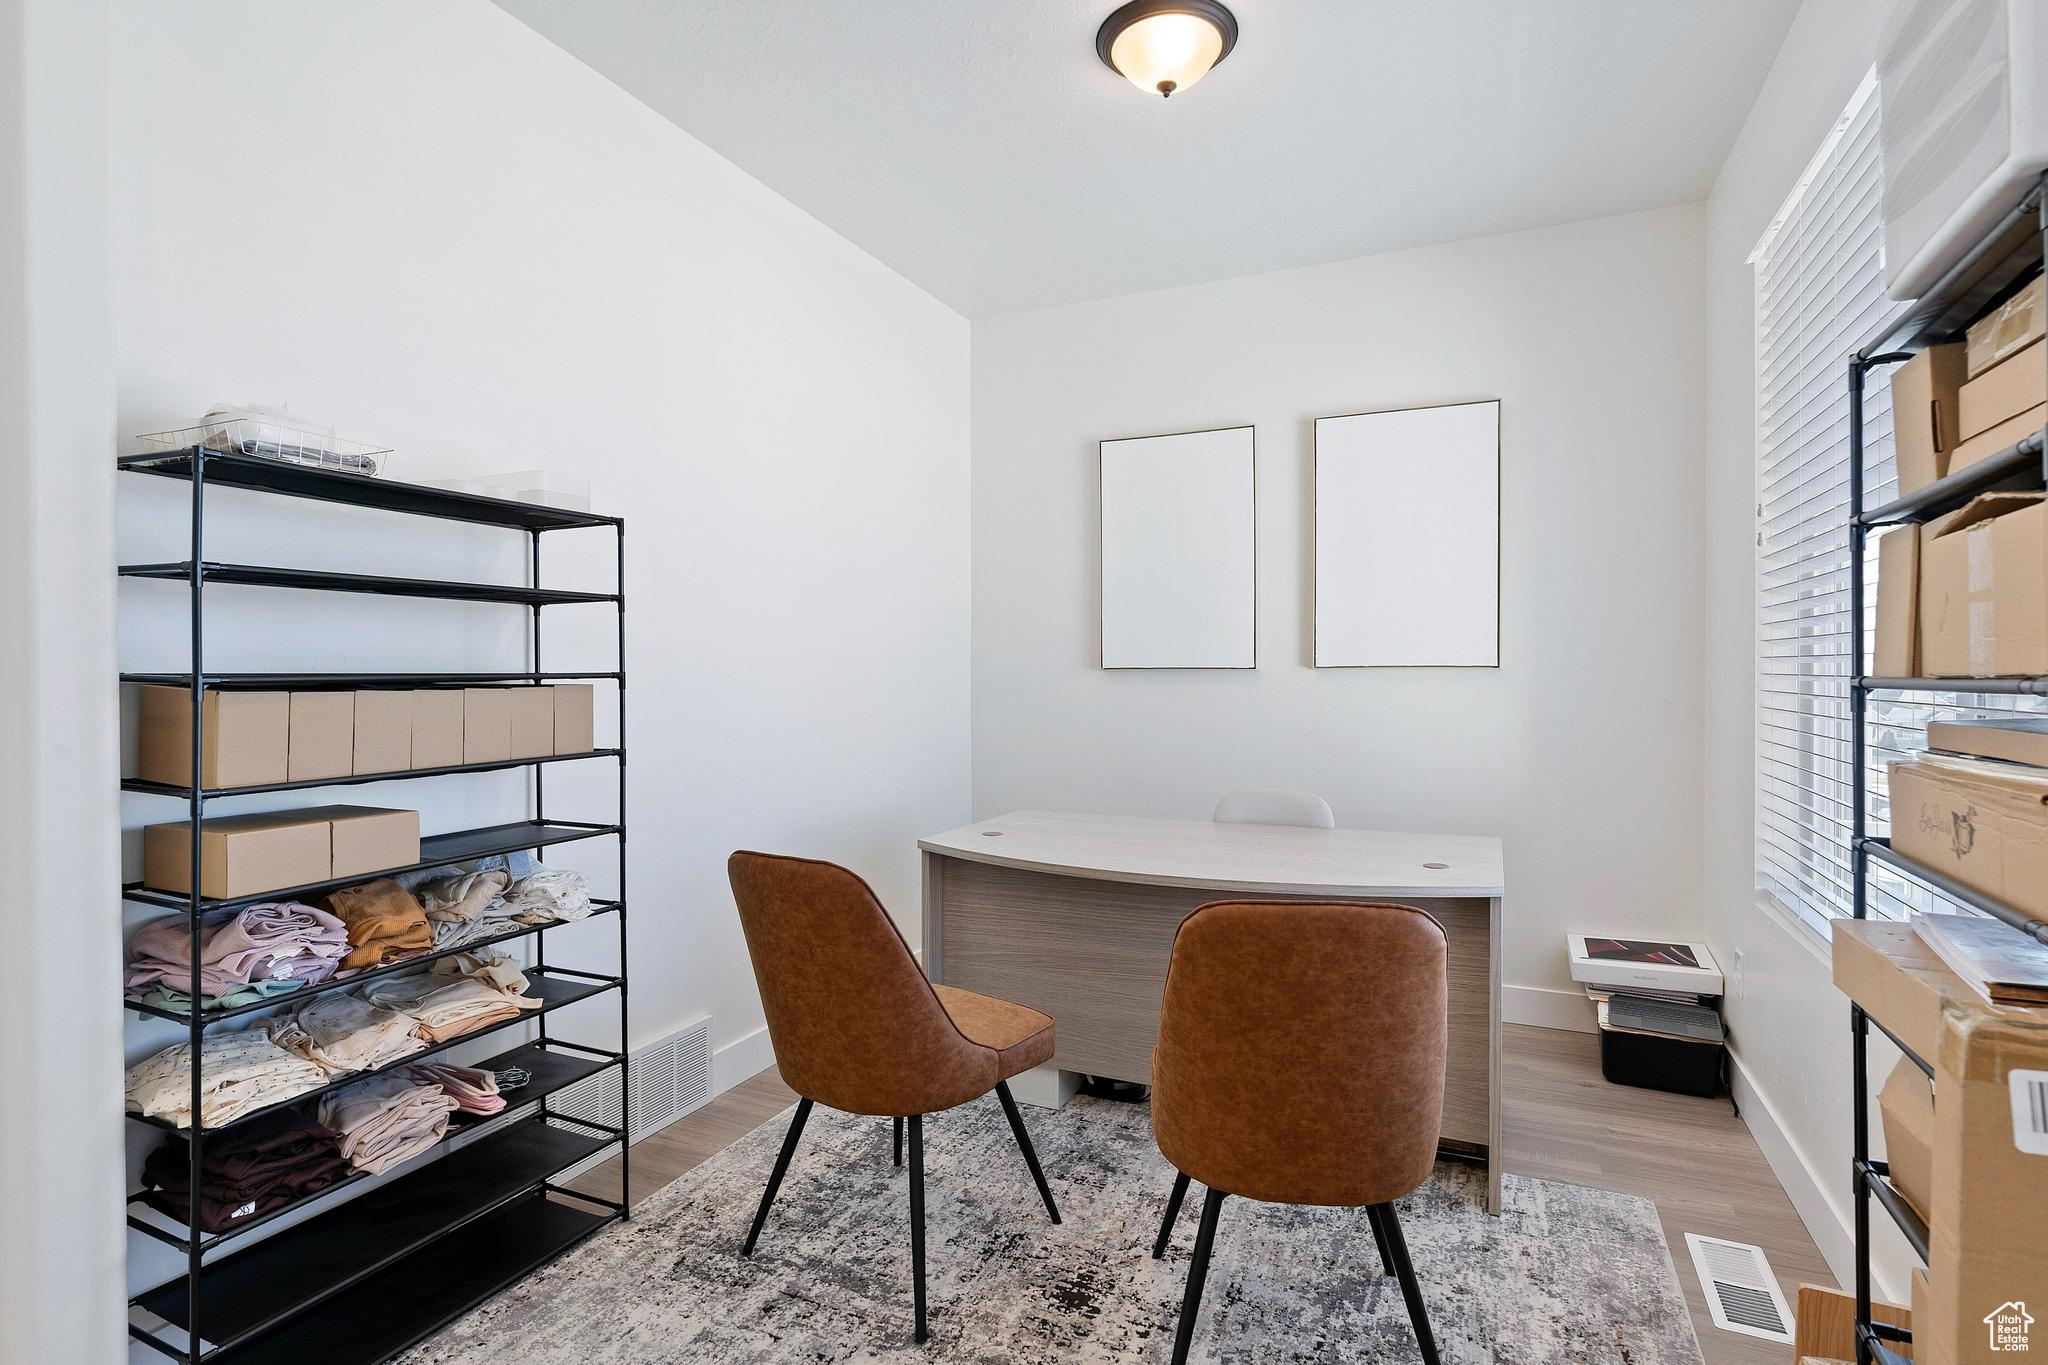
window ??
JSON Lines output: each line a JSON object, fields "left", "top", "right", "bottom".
{"left": 1752, "top": 73, "right": 1890, "bottom": 938}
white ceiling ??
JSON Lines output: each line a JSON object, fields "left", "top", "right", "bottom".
{"left": 495, "top": 0, "right": 1798, "bottom": 318}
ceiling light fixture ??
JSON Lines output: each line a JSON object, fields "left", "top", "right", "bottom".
{"left": 1095, "top": 0, "right": 1238, "bottom": 99}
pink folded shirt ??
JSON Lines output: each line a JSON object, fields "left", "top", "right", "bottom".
{"left": 127, "top": 902, "right": 350, "bottom": 998}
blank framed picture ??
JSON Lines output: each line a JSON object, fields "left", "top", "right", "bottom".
{"left": 1315, "top": 400, "right": 1499, "bottom": 668}
{"left": 1099, "top": 425, "right": 1256, "bottom": 669}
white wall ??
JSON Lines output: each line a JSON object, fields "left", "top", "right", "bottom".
{"left": 0, "top": 0, "right": 124, "bottom": 1360}
{"left": 971, "top": 205, "right": 1708, "bottom": 1019}
{"left": 1700, "top": 0, "right": 1916, "bottom": 1300}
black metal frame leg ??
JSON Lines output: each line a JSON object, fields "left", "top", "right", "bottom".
{"left": 741, "top": 1098, "right": 812, "bottom": 1257}
{"left": 1152, "top": 1171, "right": 1191, "bottom": 1259}
{"left": 993, "top": 1080, "right": 1061, "bottom": 1223}
{"left": 894, "top": 1116, "right": 903, "bottom": 1168}
{"left": 909, "top": 1113, "right": 928, "bottom": 1343}
{"left": 1169, "top": 1187, "right": 1226, "bottom": 1365}
{"left": 1365, "top": 1201, "right": 1396, "bottom": 1277}
{"left": 1375, "top": 1201, "right": 1441, "bottom": 1365}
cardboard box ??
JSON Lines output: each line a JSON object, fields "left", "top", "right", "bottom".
{"left": 1888, "top": 757, "right": 2048, "bottom": 922}
{"left": 1891, "top": 343, "right": 1969, "bottom": 493}
{"left": 352, "top": 690, "right": 413, "bottom": 776}
{"left": 1924, "top": 1005, "right": 2048, "bottom": 1364}
{"left": 410, "top": 689, "right": 464, "bottom": 769}
{"left": 1833, "top": 919, "right": 1984, "bottom": 1063}
{"left": 1947, "top": 402, "right": 2046, "bottom": 476}
{"left": 287, "top": 691, "right": 354, "bottom": 783}
{"left": 1927, "top": 715, "right": 2048, "bottom": 768}
{"left": 135, "top": 686, "right": 289, "bottom": 790}
{"left": 142, "top": 811, "right": 332, "bottom": 898}
{"left": 1911, "top": 1270, "right": 1943, "bottom": 1365}
{"left": 1958, "top": 339, "right": 2045, "bottom": 440}
{"left": 553, "top": 683, "right": 595, "bottom": 755}
{"left": 294, "top": 804, "right": 420, "bottom": 879}
{"left": 1918, "top": 494, "right": 2048, "bottom": 678}
{"left": 1879, "top": 1057, "right": 1934, "bottom": 1220}
{"left": 1795, "top": 1283, "right": 1912, "bottom": 1361}
{"left": 1966, "top": 273, "right": 2045, "bottom": 377}
{"left": 508, "top": 686, "right": 555, "bottom": 759}
{"left": 1874, "top": 526, "right": 1921, "bottom": 677}
{"left": 462, "top": 687, "right": 512, "bottom": 764}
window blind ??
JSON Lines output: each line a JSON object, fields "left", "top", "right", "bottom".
{"left": 1752, "top": 76, "right": 1891, "bottom": 938}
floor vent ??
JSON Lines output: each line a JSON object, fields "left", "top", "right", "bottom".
{"left": 544, "top": 1017, "right": 713, "bottom": 1182}
{"left": 1683, "top": 1234, "right": 1795, "bottom": 1342}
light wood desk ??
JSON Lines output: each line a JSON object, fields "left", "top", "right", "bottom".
{"left": 919, "top": 809, "right": 1506, "bottom": 1213}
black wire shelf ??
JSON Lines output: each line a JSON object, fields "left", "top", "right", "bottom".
{"left": 1860, "top": 837, "right": 2048, "bottom": 945}
{"left": 1857, "top": 180, "right": 2045, "bottom": 359}
{"left": 130, "top": 1115, "right": 619, "bottom": 1358}
{"left": 118, "top": 448, "right": 622, "bottom": 532}
{"left": 124, "top": 972, "right": 620, "bottom": 1135}
{"left": 122, "top": 748, "right": 622, "bottom": 800}
{"left": 122, "top": 819, "right": 621, "bottom": 913}
{"left": 125, "top": 1042, "right": 618, "bottom": 1254}
{"left": 119, "top": 561, "right": 618, "bottom": 607}
{"left": 121, "top": 670, "right": 621, "bottom": 689}
{"left": 1858, "top": 426, "right": 2046, "bottom": 526}
{"left": 126, "top": 900, "right": 620, "bottom": 1027}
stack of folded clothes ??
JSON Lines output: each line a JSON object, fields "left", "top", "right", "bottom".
{"left": 324, "top": 879, "right": 434, "bottom": 970}
{"left": 266, "top": 992, "right": 425, "bottom": 1076}
{"left": 140, "top": 1109, "right": 349, "bottom": 1232}
{"left": 125, "top": 1028, "right": 329, "bottom": 1129}
{"left": 360, "top": 948, "right": 539, "bottom": 1043}
{"left": 125, "top": 902, "right": 350, "bottom": 1013}
{"left": 411, "top": 864, "right": 593, "bottom": 950}
{"left": 318, "top": 1073, "right": 459, "bottom": 1174}
{"left": 405, "top": 1062, "right": 506, "bottom": 1116}
{"left": 497, "top": 866, "right": 593, "bottom": 924}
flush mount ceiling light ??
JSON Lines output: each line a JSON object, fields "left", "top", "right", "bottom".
{"left": 1095, "top": 0, "right": 1238, "bottom": 99}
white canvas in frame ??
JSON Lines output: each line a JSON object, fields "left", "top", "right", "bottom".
{"left": 1099, "top": 426, "right": 1256, "bottom": 669}
{"left": 1315, "top": 400, "right": 1499, "bottom": 667}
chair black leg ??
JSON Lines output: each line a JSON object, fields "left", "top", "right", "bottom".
{"left": 1152, "top": 1170, "right": 1191, "bottom": 1259}
{"left": 1375, "top": 1201, "right": 1441, "bottom": 1365}
{"left": 908, "top": 1113, "right": 928, "bottom": 1343}
{"left": 993, "top": 1080, "right": 1061, "bottom": 1223}
{"left": 1169, "top": 1187, "right": 1226, "bottom": 1365}
{"left": 1364, "top": 1201, "right": 1396, "bottom": 1277}
{"left": 894, "top": 1115, "right": 903, "bottom": 1167}
{"left": 741, "top": 1097, "right": 813, "bottom": 1257}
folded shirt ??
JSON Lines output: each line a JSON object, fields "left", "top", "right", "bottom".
{"left": 499, "top": 867, "right": 593, "bottom": 923}
{"left": 266, "top": 992, "right": 426, "bottom": 1076}
{"left": 127, "top": 902, "right": 348, "bottom": 999}
{"left": 405, "top": 1062, "right": 506, "bottom": 1115}
{"left": 125, "top": 1029, "right": 329, "bottom": 1130}
{"left": 324, "top": 879, "right": 434, "bottom": 971}
{"left": 318, "top": 1074, "right": 458, "bottom": 1174}
{"left": 141, "top": 1109, "right": 349, "bottom": 1232}
{"left": 417, "top": 868, "right": 512, "bottom": 925}
{"left": 131, "top": 977, "right": 308, "bottom": 1015}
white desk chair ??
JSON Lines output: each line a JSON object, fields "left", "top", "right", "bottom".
{"left": 1212, "top": 788, "right": 1335, "bottom": 829}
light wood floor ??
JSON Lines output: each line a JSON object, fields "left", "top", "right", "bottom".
{"left": 576, "top": 1024, "right": 1832, "bottom": 1364}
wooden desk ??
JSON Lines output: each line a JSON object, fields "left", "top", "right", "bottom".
{"left": 919, "top": 809, "right": 1506, "bottom": 1213}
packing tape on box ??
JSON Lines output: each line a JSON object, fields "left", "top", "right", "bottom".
{"left": 1971, "top": 601, "right": 1995, "bottom": 677}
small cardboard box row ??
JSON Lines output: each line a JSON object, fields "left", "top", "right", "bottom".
{"left": 1871, "top": 492, "right": 2048, "bottom": 678}
{"left": 1891, "top": 327, "right": 2044, "bottom": 497}
{"left": 142, "top": 805, "right": 419, "bottom": 899}
{"left": 137, "top": 684, "right": 596, "bottom": 789}
{"left": 1833, "top": 920, "right": 2048, "bottom": 1364}
{"left": 1886, "top": 756, "right": 2048, "bottom": 922}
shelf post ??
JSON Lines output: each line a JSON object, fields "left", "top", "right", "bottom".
{"left": 1847, "top": 353, "right": 1874, "bottom": 1365}
{"left": 616, "top": 517, "right": 630, "bottom": 1217}
{"left": 186, "top": 448, "right": 208, "bottom": 1351}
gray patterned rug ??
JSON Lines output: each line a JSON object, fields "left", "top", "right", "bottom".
{"left": 404, "top": 1095, "right": 1704, "bottom": 1363}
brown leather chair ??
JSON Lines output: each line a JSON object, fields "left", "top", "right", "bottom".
{"left": 1150, "top": 900, "right": 1449, "bottom": 1365}
{"left": 727, "top": 850, "right": 1062, "bottom": 1344}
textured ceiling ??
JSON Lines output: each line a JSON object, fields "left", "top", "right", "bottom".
{"left": 495, "top": 0, "right": 1798, "bottom": 317}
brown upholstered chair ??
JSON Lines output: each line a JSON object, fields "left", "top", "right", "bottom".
{"left": 1150, "top": 900, "right": 1449, "bottom": 1365}
{"left": 727, "top": 850, "right": 1062, "bottom": 1344}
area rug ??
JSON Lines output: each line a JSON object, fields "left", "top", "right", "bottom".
{"left": 403, "top": 1095, "right": 1705, "bottom": 1363}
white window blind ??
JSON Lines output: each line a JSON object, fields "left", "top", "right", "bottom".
{"left": 1753, "top": 74, "right": 1892, "bottom": 937}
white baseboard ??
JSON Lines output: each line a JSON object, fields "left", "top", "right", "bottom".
{"left": 1725, "top": 1047, "right": 1907, "bottom": 1303}
{"left": 1503, "top": 983, "right": 1596, "bottom": 1033}
{"left": 712, "top": 1024, "right": 775, "bottom": 1097}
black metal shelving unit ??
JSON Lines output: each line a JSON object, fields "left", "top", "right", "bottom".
{"left": 1844, "top": 174, "right": 2048, "bottom": 1365}
{"left": 119, "top": 449, "right": 630, "bottom": 1364}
